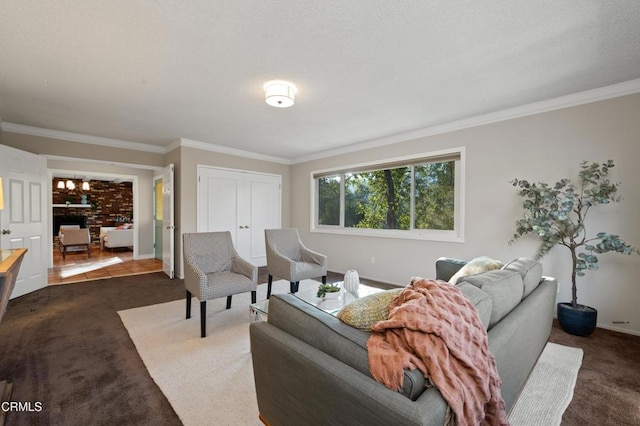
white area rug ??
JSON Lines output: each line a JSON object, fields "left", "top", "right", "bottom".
{"left": 118, "top": 279, "right": 302, "bottom": 426}
{"left": 119, "top": 281, "right": 583, "bottom": 426}
{"left": 509, "top": 342, "right": 583, "bottom": 426}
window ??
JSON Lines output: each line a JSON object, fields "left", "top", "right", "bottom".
{"left": 311, "top": 148, "right": 464, "bottom": 242}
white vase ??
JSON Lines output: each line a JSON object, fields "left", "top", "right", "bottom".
{"left": 344, "top": 270, "right": 360, "bottom": 294}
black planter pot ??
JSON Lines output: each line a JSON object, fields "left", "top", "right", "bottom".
{"left": 557, "top": 302, "right": 597, "bottom": 337}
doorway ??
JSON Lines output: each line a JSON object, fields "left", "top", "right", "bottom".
{"left": 47, "top": 170, "right": 162, "bottom": 284}
{"left": 154, "top": 177, "right": 163, "bottom": 261}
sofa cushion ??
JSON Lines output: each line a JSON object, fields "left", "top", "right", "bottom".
{"left": 458, "top": 270, "right": 524, "bottom": 328}
{"left": 448, "top": 256, "right": 504, "bottom": 285}
{"left": 502, "top": 258, "right": 543, "bottom": 298}
{"left": 456, "top": 283, "right": 493, "bottom": 330}
{"left": 337, "top": 288, "right": 403, "bottom": 330}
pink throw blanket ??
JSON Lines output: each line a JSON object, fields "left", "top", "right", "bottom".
{"left": 367, "top": 278, "right": 508, "bottom": 426}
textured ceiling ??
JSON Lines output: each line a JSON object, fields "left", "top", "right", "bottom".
{"left": 1, "top": 1, "right": 640, "bottom": 161}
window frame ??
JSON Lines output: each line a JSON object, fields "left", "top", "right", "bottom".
{"left": 310, "top": 147, "right": 465, "bottom": 242}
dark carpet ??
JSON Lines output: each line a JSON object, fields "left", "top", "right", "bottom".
{"left": 548, "top": 320, "right": 640, "bottom": 425}
{"left": 0, "top": 271, "right": 638, "bottom": 425}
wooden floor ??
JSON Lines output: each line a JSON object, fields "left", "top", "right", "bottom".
{"left": 48, "top": 245, "right": 163, "bottom": 284}
{"left": 49, "top": 249, "right": 393, "bottom": 287}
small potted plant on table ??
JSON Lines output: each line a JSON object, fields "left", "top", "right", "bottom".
{"left": 317, "top": 282, "right": 341, "bottom": 299}
{"left": 510, "top": 160, "right": 638, "bottom": 336}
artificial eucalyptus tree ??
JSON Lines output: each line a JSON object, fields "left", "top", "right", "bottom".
{"left": 509, "top": 160, "right": 638, "bottom": 309}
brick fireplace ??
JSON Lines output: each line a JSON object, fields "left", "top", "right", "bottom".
{"left": 52, "top": 178, "right": 134, "bottom": 244}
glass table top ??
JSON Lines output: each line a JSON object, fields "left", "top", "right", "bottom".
{"left": 250, "top": 281, "right": 384, "bottom": 319}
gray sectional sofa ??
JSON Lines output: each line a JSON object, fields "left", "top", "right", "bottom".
{"left": 249, "top": 257, "right": 557, "bottom": 426}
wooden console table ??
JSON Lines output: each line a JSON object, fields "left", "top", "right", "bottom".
{"left": 0, "top": 248, "right": 27, "bottom": 426}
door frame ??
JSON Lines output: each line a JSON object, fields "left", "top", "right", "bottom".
{"left": 153, "top": 176, "right": 163, "bottom": 261}
{"left": 153, "top": 164, "right": 174, "bottom": 279}
{"left": 47, "top": 169, "right": 140, "bottom": 268}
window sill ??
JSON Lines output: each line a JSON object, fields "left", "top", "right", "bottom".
{"left": 310, "top": 226, "right": 464, "bottom": 243}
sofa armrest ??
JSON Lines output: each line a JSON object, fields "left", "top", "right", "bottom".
{"left": 104, "top": 229, "right": 133, "bottom": 248}
{"left": 435, "top": 257, "right": 467, "bottom": 281}
{"left": 250, "top": 322, "right": 448, "bottom": 426}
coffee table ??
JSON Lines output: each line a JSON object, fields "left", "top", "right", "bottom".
{"left": 250, "top": 281, "right": 384, "bottom": 321}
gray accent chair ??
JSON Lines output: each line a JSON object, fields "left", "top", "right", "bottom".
{"left": 264, "top": 228, "right": 327, "bottom": 298}
{"left": 183, "top": 231, "right": 257, "bottom": 338}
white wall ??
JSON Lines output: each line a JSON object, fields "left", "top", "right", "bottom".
{"left": 291, "top": 93, "right": 640, "bottom": 335}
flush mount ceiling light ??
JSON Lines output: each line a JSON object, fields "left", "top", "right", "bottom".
{"left": 263, "top": 80, "right": 297, "bottom": 108}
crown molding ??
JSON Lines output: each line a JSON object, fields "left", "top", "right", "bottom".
{"left": 0, "top": 122, "right": 166, "bottom": 154}
{"left": 0, "top": 121, "right": 291, "bottom": 164}
{"left": 43, "top": 154, "right": 163, "bottom": 171}
{"left": 178, "top": 138, "right": 291, "bottom": 164}
{"left": 3, "top": 78, "right": 639, "bottom": 164}
{"left": 165, "top": 139, "right": 182, "bottom": 153}
{"left": 290, "top": 78, "right": 640, "bottom": 164}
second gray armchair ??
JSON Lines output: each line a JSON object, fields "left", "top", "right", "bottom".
{"left": 265, "top": 228, "right": 327, "bottom": 298}
{"left": 183, "top": 231, "right": 257, "bottom": 337}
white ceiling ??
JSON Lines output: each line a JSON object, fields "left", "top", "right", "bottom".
{"left": 1, "top": 1, "right": 640, "bottom": 162}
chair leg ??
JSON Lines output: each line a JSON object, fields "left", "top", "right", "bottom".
{"left": 87, "top": 244, "right": 91, "bottom": 257}
{"left": 226, "top": 295, "right": 232, "bottom": 309}
{"left": 251, "top": 290, "right": 256, "bottom": 304}
{"left": 200, "top": 301, "right": 206, "bottom": 338}
{"left": 322, "top": 275, "right": 327, "bottom": 284}
{"left": 267, "top": 275, "right": 273, "bottom": 299}
{"left": 186, "top": 290, "right": 192, "bottom": 319}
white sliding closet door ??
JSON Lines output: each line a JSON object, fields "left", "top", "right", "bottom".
{"left": 197, "top": 166, "right": 281, "bottom": 266}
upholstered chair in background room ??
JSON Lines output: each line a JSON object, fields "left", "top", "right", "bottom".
{"left": 264, "top": 228, "right": 327, "bottom": 298}
{"left": 59, "top": 228, "right": 91, "bottom": 259}
{"left": 183, "top": 231, "right": 257, "bottom": 337}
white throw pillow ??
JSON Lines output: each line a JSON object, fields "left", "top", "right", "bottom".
{"left": 448, "top": 256, "right": 504, "bottom": 285}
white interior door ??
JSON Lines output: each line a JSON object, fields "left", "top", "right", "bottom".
{"left": 0, "top": 144, "right": 48, "bottom": 298}
{"left": 158, "top": 164, "right": 174, "bottom": 278}
{"left": 247, "top": 174, "right": 281, "bottom": 265}
{"left": 197, "top": 166, "right": 281, "bottom": 266}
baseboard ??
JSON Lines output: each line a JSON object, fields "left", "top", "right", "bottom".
{"left": 134, "top": 253, "right": 156, "bottom": 260}
{"left": 595, "top": 323, "right": 640, "bottom": 337}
